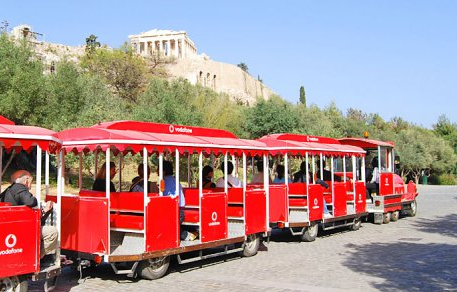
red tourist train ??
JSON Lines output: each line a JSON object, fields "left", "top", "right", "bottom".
{"left": 0, "top": 116, "right": 62, "bottom": 292}
{"left": 1, "top": 118, "right": 419, "bottom": 288}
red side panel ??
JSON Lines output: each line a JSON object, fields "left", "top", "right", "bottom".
{"left": 333, "top": 182, "right": 347, "bottom": 217}
{"left": 288, "top": 183, "right": 307, "bottom": 195}
{"left": 201, "top": 193, "right": 227, "bottom": 243}
{"left": 227, "top": 188, "right": 243, "bottom": 203}
{"left": 269, "top": 185, "right": 287, "bottom": 223}
{"left": 403, "top": 181, "right": 418, "bottom": 201}
{"left": 0, "top": 207, "right": 40, "bottom": 278}
{"left": 110, "top": 192, "right": 144, "bottom": 212}
{"left": 146, "top": 196, "right": 179, "bottom": 252}
{"left": 245, "top": 190, "right": 267, "bottom": 235}
{"left": 61, "top": 196, "right": 109, "bottom": 254}
{"left": 183, "top": 209, "right": 199, "bottom": 223}
{"left": 183, "top": 188, "right": 200, "bottom": 206}
{"left": 308, "top": 184, "right": 324, "bottom": 221}
{"left": 379, "top": 173, "right": 394, "bottom": 196}
{"left": 355, "top": 181, "right": 366, "bottom": 214}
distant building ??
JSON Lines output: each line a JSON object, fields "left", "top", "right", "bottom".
{"left": 129, "top": 29, "right": 197, "bottom": 59}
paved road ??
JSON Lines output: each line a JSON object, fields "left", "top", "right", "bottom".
{"left": 30, "top": 185, "right": 457, "bottom": 291}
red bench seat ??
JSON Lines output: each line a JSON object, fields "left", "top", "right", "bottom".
{"left": 110, "top": 214, "right": 144, "bottom": 230}
{"left": 289, "top": 198, "right": 308, "bottom": 207}
{"left": 184, "top": 209, "right": 199, "bottom": 223}
{"left": 228, "top": 206, "right": 243, "bottom": 217}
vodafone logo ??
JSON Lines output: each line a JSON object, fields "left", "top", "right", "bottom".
{"left": 385, "top": 177, "right": 390, "bottom": 186}
{"left": 312, "top": 198, "right": 319, "bottom": 209}
{"left": 5, "top": 234, "right": 16, "bottom": 248}
{"left": 0, "top": 234, "right": 23, "bottom": 256}
{"left": 169, "top": 124, "right": 193, "bottom": 134}
{"left": 209, "top": 211, "right": 220, "bottom": 226}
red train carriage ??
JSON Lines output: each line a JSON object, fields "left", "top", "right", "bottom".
{"left": 53, "top": 121, "right": 268, "bottom": 279}
{"left": 0, "top": 116, "right": 61, "bottom": 292}
{"left": 339, "top": 137, "right": 418, "bottom": 224}
{"left": 257, "top": 134, "right": 367, "bottom": 241}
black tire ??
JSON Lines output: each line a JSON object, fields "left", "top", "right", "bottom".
{"left": 301, "top": 223, "right": 318, "bottom": 242}
{"left": 391, "top": 210, "right": 400, "bottom": 222}
{"left": 383, "top": 212, "right": 391, "bottom": 224}
{"left": 242, "top": 234, "right": 260, "bottom": 257}
{"left": 1, "top": 276, "right": 28, "bottom": 292}
{"left": 138, "top": 257, "right": 170, "bottom": 280}
{"left": 408, "top": 200, "right": 417, "bottom": 217}
{"left": 350, "top": 218, "right": 362, "bottom": 231}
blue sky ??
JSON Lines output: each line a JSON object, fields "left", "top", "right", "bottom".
{"left": 1, "top": 1, "right": 456, "bottom": 128}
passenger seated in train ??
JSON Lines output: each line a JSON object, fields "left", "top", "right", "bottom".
{"left": 1, "top": 170, "right": 58, "bottom": 267}
{"left": 251, "top": 159, "right": 272, "bottom": 184}
{"left": 162, "top": 160, "right": 198, "bottom": 241}
{"left": 322, "top": 160, "right": 342, "bottom": 182}
{"left": 273, "top": 164, "right": 286, "bottom": 184}
{"left": 92, "top": 162, "right": 117, "bottom": 192}
{"left": 293, "top": 161, "right": 331, "bottom": 218}
{"left": 200, "top": 165, "right": 216, "bottom": 189}
{"left": 129, "top": 163, "right": 158, "bottom": 193}
{"left": 216, "top": 161, "right": 242, "bottom": 188}
{"left": 366, "top": 157, "right": 379, "bottom": 201}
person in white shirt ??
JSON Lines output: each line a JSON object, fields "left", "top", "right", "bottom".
{"left": 366, "top": 157, "right": 379, "bottom": 200}
{"left": 216, "top": 161, "right": 242, "bottom": 188}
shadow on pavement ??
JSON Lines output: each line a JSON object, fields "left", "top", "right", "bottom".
{"left": 412, "top": 213, "right": 457, "bottom": 239}
{"left": 342, "top": 242, "right": 457, "bottom": 290}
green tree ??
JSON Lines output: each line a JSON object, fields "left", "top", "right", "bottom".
{"left": 243, "top": 95, "right": 297, "bottom": 139}
{"left": 299, "top": 86, "right": 306, "bottom": 106}
{"left": 81, "top": 47, "right": 148, "bottom": 103}
{"left": 237, "top": 62, "right": 249, "bottom": 73}
{"left": 43, "top": 61, "right": 86, "bottom": 130}
{"left": 85, "top": 34, "right": 100, "bottom": 55}
{"left": 0, "top": 34, "right": 46, "bottom": 125}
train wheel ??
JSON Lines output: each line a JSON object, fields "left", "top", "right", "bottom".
{"left": 242, "top": 234, "right": 260, "bottom": 257}
{"left": 383, "top": 212, "right": 391, "bottom": 224}
{"left": 0, "top": 276, "right": 28, "bottom": 292}
{"left": 138, "top": 256, "right": 170, "bottom": 280}
{"left": 408, "top": 200, "right": 417, "bottom": 217}
{"left": 350, "top": 218, "right": 362, "bottom": 231}
{"left": 391, "top": 210, "right": 400, "bottom": 222}
{"left": 301, "top": 223, "right": 318, "bottom": 242}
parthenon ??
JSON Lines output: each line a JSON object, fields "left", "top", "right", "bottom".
{"left": 128, "top": 29, "right": 197, "bottom": 58}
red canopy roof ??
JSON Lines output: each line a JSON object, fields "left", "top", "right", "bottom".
{"left": 0, "top": 116, "right": 60, "bottom": 152}
{"left": 56, "top": 121, "right": 266, "bottom": 156}
{"left": 257, "top": 134, "right": 365, "bottom": 157}
{"left": 338, "top": 137, "right": 394, "bottom": 149}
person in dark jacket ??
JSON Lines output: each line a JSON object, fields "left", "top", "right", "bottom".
{"left": 1, "top": 170, "right": 58, "bottom": 265}
{"left": 92, "top": 162, "right": 117, "bottom": 192}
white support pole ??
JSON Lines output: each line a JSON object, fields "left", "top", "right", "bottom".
{"left": 284, "top": 154, "right": 289, "bottom": 185}
{"left": 45, "top": 151, "right": 50, "bottom": 196}
{"left": 94, "top": 151, "right": 99, "bottom": 180}
{"left": 377, "top": 146, "right": 382, "bottom": 173}
{"left": 105, "top": 149, "right": 110, "bottom": 198}
{"left": 56, "top": 151, "right": 63, "bottom": 251}
{"left": 331, "top": 156, "right": 335, "bottom": 206}
{"left": 198, "top": 152, "right": 203, "bottom": 195}
{"left": 305, "top": 153, "right": 309, "bottom": 185}
{"left": 224, "top": 154, "right": 228, "bottom": 193}
{"left": 361, "top": 157, "right": 366, "bottom": 183}
{"left": 36, "top": 145, "right": 42, "bottom": 207}
{"left": 175, "top": 149, "right": 179, "bottom": 198}
{"left": 187, "top": 154, "right": 191, "bottom": 187}
{"left": 343, "top": 156, "right": 347, "bottom": 182}
{"left": 159, "top": 153, "right": 163, "bottom": 196}
{"left": 320, "top": 153, "right": 324, "bottom": 180}
{"left": 78, "top": 152, "right": 83, "bottom": 191}
{"left": 143, "top": 147, "right": 148, "bottom": 250}
{"left": 143, "top": 148, "right": 148, "bottom": 195}
{"left": 312, "top": 156, "right": 316, "bottom": 183}
{"left": 243, "top": 153, "right": 247, "bottom": 193}
{"left": 352, "top": 156, "right": 357, "bottom": 192}
{"left": 119, "top": 154, "right": 123, "bottom": 192}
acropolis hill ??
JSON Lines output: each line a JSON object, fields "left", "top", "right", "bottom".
{"left": 11, "top": 25, "right": 275, "bottom": 105}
